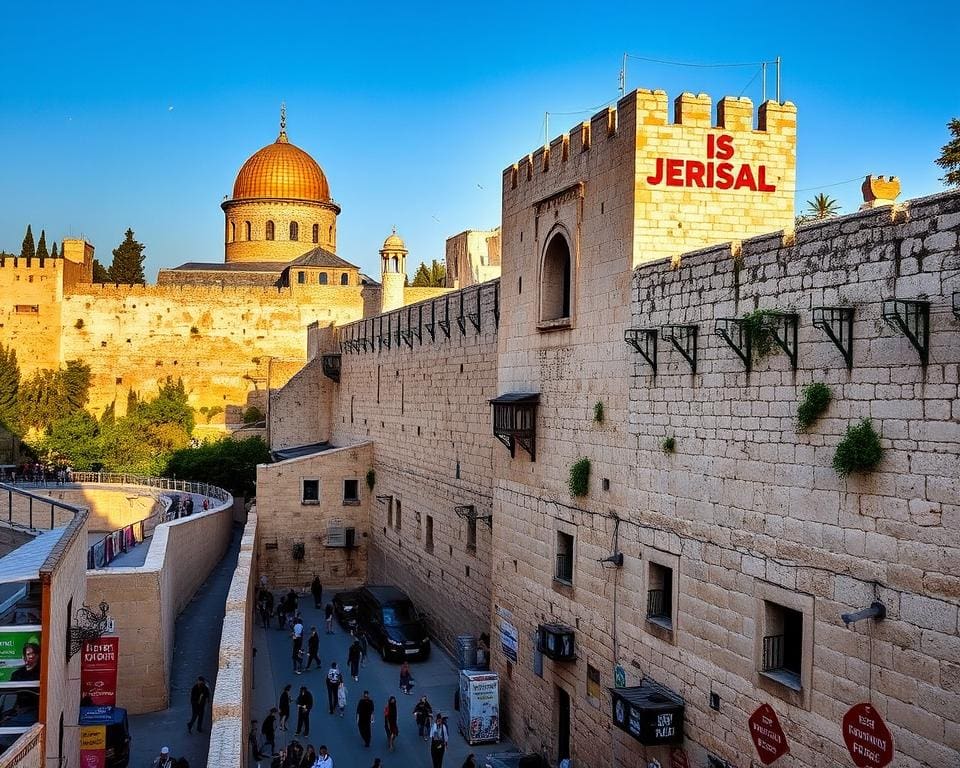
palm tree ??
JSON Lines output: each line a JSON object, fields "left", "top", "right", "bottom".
{"left": 804, "top": 193, "right": 841, "bottom": 220}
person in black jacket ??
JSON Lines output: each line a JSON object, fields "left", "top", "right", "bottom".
{"left": 305, "top": 627, "right": 322, "bottom": 671}
{"left": 295, "top": 685, "right": 313, "bottom": 737}
{"left": 186, "top": 676, "right": 211, "bottom": 734}
{"left": 311, "top": 575, "right": 323, "bottom": 608}
{"left": 278, "top": 684, "right": 292, "bottom": 731}
{"left": 262, "top": 708, "right": 278, "bottom": 757}
{"left": 356, "top": 690, "right": 375, "bottom": 747}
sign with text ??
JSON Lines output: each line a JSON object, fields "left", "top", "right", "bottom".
{"left": 748, "top": 703, "right": 789, "bottom": 764}
{"left": 498, "top": 619, "right": 518, "bottom": 664}
{"left": 80, "top": 724, "right": 106, "bottom": 768}
{"left": 647, "top": 135, "right": 776, "bottom": 192}
{"left": 0, "top": 626, "right": 42, "bottom": 685}
{"left": 842, "top": 702, "right": 894, "bottom": 767}
{"left": 81, "top": 637, "right": 119, "bottom": 706}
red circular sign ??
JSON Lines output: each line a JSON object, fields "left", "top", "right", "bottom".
{"left": 842, "top": 703, "right": 894, "bottom": 767}
{"left": 748, "top": 703, "right": 790, "bottom": 765}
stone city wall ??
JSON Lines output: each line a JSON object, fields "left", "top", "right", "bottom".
{"left": 255, "top": 443, "right": 373, "bottom": 590}
{"left": 29, "top": 486, "right": 164, "bottom": 533}
{"left": 490, "top": 190, "right": 960, "bottom": 768}
{"left": 85, "top": 492, "right": 234, "bottom": 713}
{"left": 207, "top": 509, "right": 258, "bottom": 768}
{"left": 327, "top": 281, "right": 501, "bottom": 651}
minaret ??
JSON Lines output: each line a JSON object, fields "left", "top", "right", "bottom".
{"left": 379, "top": 228, "right": 407, "bottom": 314}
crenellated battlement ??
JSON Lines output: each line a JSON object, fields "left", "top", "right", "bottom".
{"left": 504, "top": 88, "right": 797, "bottom": 189}
{"left": 0, "top": 255, "right": 64, "bottom": 270}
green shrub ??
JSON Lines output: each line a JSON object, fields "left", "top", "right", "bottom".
{"left": 741, "top": 309, "right": 777, "bottom": 359}
{"left": 593, "top": 401, "right": 604, "bottom": 424}
{"left": 833, "top": 419, "right": 883, "bottom": 477}
{"left": 242, "top": 405, "right": 265, "bottom": 425}
{"left": 797, "top": 383, "right": 831, "bottom": 430}
{"left": 366, "top": 468, "right": 376, "bottom": 490}
{"left": 661, "top": 437, "right": 676, "bottom": 454}
{"left": 568, "top": 458, "right": 591, "bottom": 497}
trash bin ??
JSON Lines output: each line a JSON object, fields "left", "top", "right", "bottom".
{"left": 457, "top": 634, "right": 478, "bottom": 669}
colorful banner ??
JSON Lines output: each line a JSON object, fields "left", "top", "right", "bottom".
{"left": 81, "top": 637, "right": 119, "bottom": 706}
{"left": 498, "top": 619, "right": 518, "bottom": 663}
{"left": 0, "top": 627, "right": 42, "bottom": 686}
{"left": 80, "top": 724, "right": 106, "bottom": 768}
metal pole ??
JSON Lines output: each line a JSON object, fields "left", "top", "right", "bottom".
{"left": 776, "top": 56, "right": 781, "bottom": 102}
{"left": 619, "top": 52, "right": 627, "bottom": 97}
{"left": 761, "top": 62, "right": 766, "bottom": 102}
{"left": 544, "top": 112, "right": 549, "bottom": 146}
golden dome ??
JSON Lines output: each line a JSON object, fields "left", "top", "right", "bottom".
{"left": 382, "top": 229, "right": 406, "bottom": 251}
{"left": 232, "top": 130, "right": 331, "bottom": 202}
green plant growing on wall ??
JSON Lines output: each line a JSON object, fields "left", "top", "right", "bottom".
{"left": 74, "top": 319, "right": 84, "bottom": 330}
{"left": 366, "top": 468, "right": 376, "bottom": 490}
{"left": 833, "top": 419, "right": 883, "bottom": 477}
{"left": 661, "top": 436, "right": 676, "bottom": 454}
{"left": 741, "top": 309, "right": 777, "bottom": 359}
{"left": 796, "top": 383, "right": 831, "bottom": 431}
{"left": 593, "top": 401, "right": 604, "bottom": 424}
{"left": 292, "top": 542, "right": 306, "bottom": 561}
{"left": 568, "top": 458, "right": 590, "bottom": 497}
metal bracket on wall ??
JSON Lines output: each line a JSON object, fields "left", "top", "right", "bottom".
{"left": 882, "top": 298, "right": 930, "bottom": 365}
{"left": 715, "top": 318, "right": 751, "bottom": 371}
{"left": 624, "top": 328, "right": 658, "bottom": 373}
{"left": 952, "top": 292, "right": 960, "bottom": 320}
{"left": 812, "top": 306, "right": 854, "bottom": 369}
{"left": 413, "top": 306, "right": 423, "bottom": 345}
{"left": 381, "top": 315, "right": 391, "bottom": 350}
{"left": 467, "top": 288, "right": 482, "bottom": 332}
{"left": 455, "top": 504, "right": 493, "bottom": 527}
{"left": 660, "top": 324, "right": 698, "bottom": 374}
{"left": 438, "top": 296, "right": 451, "bottom": 338}
{"left": 395, "top": 313, "right": 402, "bottom": 347}
{"left": 494, "top": 282, "right": 500, "bottom": 328}
{"left": 766, "top": 312, "right": 800, "bottom": 370}
{"left": 425, "top": 300, "right": 436, "bottom": 342}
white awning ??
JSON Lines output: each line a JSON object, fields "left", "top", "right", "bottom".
{"left": 0, "top": 529, "right": 68, "bottom": 584}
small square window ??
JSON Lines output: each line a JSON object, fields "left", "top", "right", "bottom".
{"left": 555, "top": 531, "right": 574, "bottom": 584}
{"left": 762, "top": 602, "right": 804, "bottom": 690}
{"left": 425, "top": 515, "right": 434, "bottom": 553}
{"left": 301, "top": 479, "right": 320, "bottom": 504}
{"left": 297, "top": 271, "right": 306, "bottom": 284}
{"left": 343, "top": 479, "right": 359, "bottom": 505}
{"left": 586, "top": 664, "right": 601, "bottom": 704}
{"left": 646, "top": 562, "right": 674, "bottom": 630}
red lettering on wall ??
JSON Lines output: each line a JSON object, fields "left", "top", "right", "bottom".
{"left": 645, "top": 135, "right": 777, "bottom": 192}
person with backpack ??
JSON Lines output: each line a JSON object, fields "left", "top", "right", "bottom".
{"left": 325, "top": 662, "right": 342, "bottom": 714}
{"left": 151, "top": 747, "right": 175, "bottom": 768}
{"left": 429, "top": 712, "right": 449, "bottom": 768}
{"left": 413, "top": 696, "right": 433, "bottom": 740}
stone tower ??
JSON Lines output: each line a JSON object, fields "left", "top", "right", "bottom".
{"left": 379, "top": 229, "right": 407, "bottom": 313}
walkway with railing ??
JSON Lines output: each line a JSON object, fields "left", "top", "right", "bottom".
{"left": 0, "top": 482, "right": 83, "bottom": 530}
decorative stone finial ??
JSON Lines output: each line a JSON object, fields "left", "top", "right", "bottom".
{"left": 278, "top": 102, "right": 288, "bottom": 143}
{"left": 860, "top": 175, "right": 900, "bottom": 209}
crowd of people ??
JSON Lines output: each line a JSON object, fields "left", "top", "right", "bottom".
{"left": 249, "top": 575, "right": 485, "bottom": 768}
{"left": 0, "top": 462, "right": 73, "bottom": 485}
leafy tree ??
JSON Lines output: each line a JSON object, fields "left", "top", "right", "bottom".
{"left": 100, "top": 400, "right": 116, "bottom": 426}
{"left": 199, "top": 405, "right": 223, "bottom": 424}
{"left": 411, "top": 263, "right": 432, "bottom": 287}
{"left": 61, "top": 360, "right": 92, "bottom": 412}
{"left": 165, "top": 436, "right": 271, "bottom": 498}
{"left": 804, "top": 194, "right": 841, "bottom": 220}
{"left": 39, "top": 411, "right": 101, "bottom": 470}
{"left": 0, "top": 344, "right": 20, "bottom": 434}
{"left": 936, "top": 117, "right": 960, "bottom": 187}
{"left": 20, "top": 225, "right": 35, "bottom": 260}
{"left": 242, "top": 405, "right": 264, "bottom": 425}
{"left": 92, "top": 259, "right": 112, "bottom": 283}
{"left": 139, "top": 378, "right": 194, "bottom": 433}
{"left": 36, "top": 230, "right": 49, "bottom": 260}
{"left": 50, "top": 241, "right": 59, "bottom": 259}
{"left": 18, "top": 361, "right": 91, "bottom": 431}
{"left": 126, "top": 389, "right": 140, "bottom": 415}
{"left": 410, "top": 259, "right": 447, "bottom": 287}
{"left": 108, "top": 228, "right": 146, "bottom": 284}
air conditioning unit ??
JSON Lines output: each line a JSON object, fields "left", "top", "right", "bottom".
{"left": 327, "top": 525, "right": 346, "bottom": 547}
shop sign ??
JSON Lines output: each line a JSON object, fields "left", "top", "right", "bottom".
{"left": 498, "top": 619, "right": 518, "bottom": 664}
{"left": 646, "top": 135, "right": 776, "bottom": 192}
{"left": 748, "top": 703, "right": 789, "bottom": 764}
{"left": 842, "top": 703, "right": 893, "bottom": 767}
{"left": 611, "top": 681, "right": 684, "bottom": 746}
{"left": 80, "top": 724, "right": 106, "bottom": 768}
{"left": 81, "top": 637, "right": 119, "bottom": 706}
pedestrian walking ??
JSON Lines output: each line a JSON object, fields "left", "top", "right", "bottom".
{"left": 337, "top": 678, "right": 347, "bottom": 716}
{"left": 262, "top": 708, "right": 279, "bottom": 757}
{"left": 292, "top": 635, "right": 304, "bottom": 674}
{"left": 324, "top": 602, "right": 335, "bottom": 633}
{"left": 152, "top": 746, "right": 175, "bottom": 768}
{"left": 278, "top": 684, "right": 292, "bottom": 731}
{"left": 248, "top": 719, "right": 262, "bottom": 762}
{"left": 348, "top": 637, "right": 362, "bottom": 681}
{"left": 305, "top": 627, "right": 322, "bottom": 671}
{"left": 296, "top": 685, "right": 313, "bottom": 737}
{"left": 311, "top": 575, "right": 323, "bottom": 608}
{"left": 384, "top": 696, "right": 399, "bottom": 752}
{"left": 358, "top": 630, "right": 368, "bottom": 666}
{"left": 414, "top": 696, "right": 433, "bottom": 740}
{"left": 315, "top": 745, "right": 333, "bottom": 767}
{"left": 356, "top": 690, "right": 375, "bottom": 747}
{"left": 286, "top": 588, "right": 299, "bottom": 616}
{"left": 429, "top": 713, "right": 449, "bottom": 768}
{"left": 186, "top": 675, "right": 211, "bottom": 733}
{"left": 325, "top": 662, "right": 342, "bottom": 714}
{"left": 399, "top": 661, "right": 414, "bottom": 694}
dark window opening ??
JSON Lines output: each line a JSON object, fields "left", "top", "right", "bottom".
{"left": 312, "top": 223, "right": 319, "bottom": 243}
{"left": 343, "top": 479, "right": 359, "bottom": 504}
{"left": 290, "top": 221, "right": 299, "bottom": 241}
{"left": 265, "top": 221, "right": 275, "bottom": 240}
{"left": 302, "top": 479, "right": 320, "bottom": 503}
{"left": 319, "top": 272, "right": 329, "bottom": 285}
{"left": 762, "top": 603, "right": 804, "bottom": 690}
{"left": 395, "top": 500, "right": 402, "bottom": 530}
{"left": 540, "top": 233, "right": 571, "bottom": 322}
{"left": 340, "top": 273, "right": 349, "bottom": 285}
{"left": 555, "top": 531, "right": 573, "bottom": 584}
{"left": 245, "top": 221, "right": 252, "bottom": 240}
{"left": 297, "top": 271, "right": 306, "bottom": 284}
{"left": 646, "top": 562, "right": 674, "bottom": 630}
{"left": 425, "top": 515, "right": 434, "bottom": 553}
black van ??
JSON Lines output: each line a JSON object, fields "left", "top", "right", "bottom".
{"left": 356, "top": 586, "right": 431, "bottom": 662}
{"left": 80, "top": 706, "right": 131, "bottom": 768}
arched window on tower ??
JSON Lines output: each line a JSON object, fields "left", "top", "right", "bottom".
{"left": 265, "top": 221, "right": 275, "bottom": 241}
{"left": 540, "top": 231, "right": 572, "bottom": 323}
{"left": 340, "top": 273, "right": 349, "bottom": 286}
{"left": 290, "top": 222, "right": 299, "bottom": 241}
{"left": 328, "top": 225, "right": 333, "bottom": 242}
{"left": 230, "top": 221, "right": 236, "bottom": 242}
{"left": 319, "top": 272, "right": 329, "bottom": 285}
{"left": 312, "top": 224, "right": 319, "bottom": 243}
{"left": 391, "top": 256, "right": 399, "bottom": 272}
{"left": 245, "top": 221, "right": 252, "bottom": 240}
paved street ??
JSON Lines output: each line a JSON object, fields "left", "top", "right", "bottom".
{"left": 252, "top": 590, "right": 517, "bottom": 768}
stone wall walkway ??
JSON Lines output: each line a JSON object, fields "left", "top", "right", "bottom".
{"left": 128, "top": 525, "right": 242, "bottom": 767}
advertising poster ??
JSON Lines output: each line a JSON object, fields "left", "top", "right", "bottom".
{"left": 468, "top": 675, "right": 500, "bottom": 743}
{"left": 499, "top": 619, "right": 518, "bottom": 663}
{"left": 80, "top": 724, "right": 106, "bottom": 768}
{"left": 81, "top": 638, "right": 119, "bottom": 706}
{"left": 0, "top": 627, "right": 41, "bottom": 735}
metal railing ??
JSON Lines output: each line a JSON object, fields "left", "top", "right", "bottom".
{"left": 762, "top": 634, "right": 785, "bottom": 672}
{"left": 646, "top": 589, "right": 669, "bottom": 619}
{"left": 555, "top": 553, "right": 573, "bottom": 583}
{"left": 69, "top": 472, "right": 231, "bottom": 502}
{"left": 0, "top": 482, "right": 84, "bottom": 531}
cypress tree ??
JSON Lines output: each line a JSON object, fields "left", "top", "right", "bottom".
{"left": 411, "top": 262, "right": 432, "bottom": 287}
{"left": 0, "top": 344, "right": 20, "bottom": 434}
{"left": 20, "top": 225, "right": 35, "bottom": 260}
{"left": 92, "top": 259, "right": 112, "bottom": 283}
{"left": 50, "top": 241, "right": 59, "bottom": 259}
{"left": 36, "top": 229, "right": 49, "bottom": 260}
{"left": 108, "top": 228, "right": 146, "bottom": 284}
{"left": 936, "top": 117, "right": 960, "bottom": 187}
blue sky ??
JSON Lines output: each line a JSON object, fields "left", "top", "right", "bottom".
{"left": 1, "top": 1, "right": 957, "bottom": 280}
